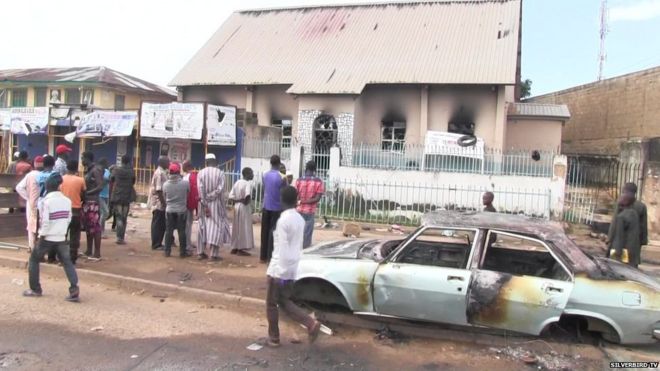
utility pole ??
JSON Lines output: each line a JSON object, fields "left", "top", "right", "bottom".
{"left": 598, "top": 0, "right": 609, "bottom": 81}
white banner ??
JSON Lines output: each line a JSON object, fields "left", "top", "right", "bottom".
{"left": 140, "top": 102, "right": 204, "bottom": 140}
{"left": 0, "top": 109, "right": 10, "bottom": 131}
{"left": 206, "top": 104, "right": 236, "bottom": 147}
{"left": 76, "top": 111, "right": 138, "bottom": 137}
{"left": 207, "top": 104, "right": 236, "bottom": 146}
{"left": 424, "top": 131, "right": 485, "bottom": 159}
{"left": 9, "top": 107, "right": 49, "bottom": 135}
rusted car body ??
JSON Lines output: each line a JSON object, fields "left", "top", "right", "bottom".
{"left": 294, "top": 211, "right": 660, "bottom": 344}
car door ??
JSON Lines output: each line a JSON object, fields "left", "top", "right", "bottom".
{"left": 467, "top": 230, "right": 574, "bottom": 335}
{"left": 372, "top": 227, "right": 478, "bottom": 326}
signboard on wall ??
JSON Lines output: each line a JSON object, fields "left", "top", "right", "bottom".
{"left": 164, "top": 139, "right": 191, "bottom": 163}
{"left": 0, "top": 109, "right": 10, "bottom": 131}
{"left": 424, "top": 131, "right": 485, "bottom": 159}
{"left": 206, "top": 104, "right": 236, "bottom": 146}
{"left": 140, "top": 102, "right": 204, "bottom": 140}
{"left": 9, "top": 107, "right": 49, "bottom": 135}
{"left": 76, "top": 111, "right": 137, "bottom": 138}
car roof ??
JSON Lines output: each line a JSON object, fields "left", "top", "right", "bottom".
{"left": 422, "top": 211, "right": 595, "bottom": 273}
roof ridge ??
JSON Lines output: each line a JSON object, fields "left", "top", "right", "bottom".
{"left": 238, "top": 0, "right": 515, "bottom": 13}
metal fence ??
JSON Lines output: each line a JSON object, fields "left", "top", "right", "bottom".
{"left": 226, "top": 172, "right": 550, "bottom": 226}
{"left": 242, "top": 138, "right": 290, "bottom": 160}
{"left": 347, "top": 143, "right": 556, "bottom": 177}
{"left": 563, "top": 156, "right": 642, "bottom": 224}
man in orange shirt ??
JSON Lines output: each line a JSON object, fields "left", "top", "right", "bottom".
{"left": 60, "top": 160, "right": 86, "bottom": 264}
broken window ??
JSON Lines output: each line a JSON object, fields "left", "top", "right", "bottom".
{"left": 396, "top": 228, "right": 475, "bottom": 269}
{"left": 448, "top": 106, "right": 475, "bottom": 136}
{"left": 481, "top": 231, "right": 570, "bottom": 281}
{"left": 272, "top": 119, "right": 292, "bottom": 149}
{"left": 381, "top": 120, "right": 406, "bottom": 152}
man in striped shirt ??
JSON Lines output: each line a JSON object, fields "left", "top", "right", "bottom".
{"left": 295, "top": 161, "right": 324, "bottom": 248}
{"left": 197, "top": 154, "right": 230, "bottom": 261}
{"left": 23, "top": 173, "right": 80, "bottom": 302}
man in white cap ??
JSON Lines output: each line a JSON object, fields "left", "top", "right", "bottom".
{"left": 196, "top": 153, "right": 230, "bottom": 261}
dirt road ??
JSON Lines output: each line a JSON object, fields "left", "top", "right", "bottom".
{"left": 0, "top": 266, "right": 612, "bottom": 371}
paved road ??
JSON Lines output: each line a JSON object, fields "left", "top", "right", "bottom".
{"left": 0, "top": 266, "right": 616, "bottom": 371}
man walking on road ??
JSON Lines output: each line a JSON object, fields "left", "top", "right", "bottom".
{"left": 60, "top": 160, "right": 86, "bottom": 264}
{"left": 182, "top": 160, "right": 199, "bottom": 253}
{"left": 163, "top": 162, "right": 190, "bottom": 258}
{"left": 23, "top": 173, "right": 80, "bottom": 302}
{"left": 295, "top": 161, "right": 324, "bottom": 248}
{"left": 110, "top": 155, "right": 136, "bottom": 245}
{"left": 265, "top": 186, "right": 322, "bottom": 347}
{"left": 149, "top": 156, "right": 169, "bottom": 250}
{"left": 197, "top": 154, "right": 230, "bottom": 261}
{"left": 261, "top": 155, "right": 285, "bottom": 263}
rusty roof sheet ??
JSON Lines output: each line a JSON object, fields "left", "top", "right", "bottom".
{"left": 0, "top": 67, "right": 176, "bottom": 97}
{"left": 508, "top": 102, "right": 570, "bottom": 119}
{"left": 171, "top": 0, "right": 521, "bottom": 94}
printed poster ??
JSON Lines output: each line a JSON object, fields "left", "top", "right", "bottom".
{"left": 424, "top": 131, "right": 485, "bottom": 159}
{"left": 10, "top": 107, "right": 49, "bottom": 135}
{"left": 207, "top": 104, "right": 236, "bottom": 146}
{"left": 140, "top": 102, "right": 204, "bottom": 140}
{"left": 165, "top": 139, "right": 191, "bottom": 163}
{"left": 0, "top": 109, "right": 10, "bottom": 131}
{"left": 76, "top": 111, "right": 137, "bottom": 137}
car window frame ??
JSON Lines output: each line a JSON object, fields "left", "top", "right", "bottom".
{"left": 480, "top": 230, "right": 574, "bottom": 282}
{"left": 388, "top": 226, "right": 480, "bottom": 270}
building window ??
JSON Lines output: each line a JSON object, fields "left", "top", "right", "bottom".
{"left": 0, "top": 89, "right": 7, "bottom": 108}
{"left": 448, "top": 106, "right": 475, "bottom": 136}
{"left": 114, "top": 94, "right": 125, "bottom": 110}
{"left": 65, "top": 88, "right": 81, "bottom": 104}
{"left": 35, "top": 88, "right": 48, "bottom": 106}
{"left": 82, "top": 89, "right": 94, "bottom": 105}
{"left": 11, "top": 88, "right": 28, "bottom": 107}
{"left": 272, "top": 119, "right": 292, "bottom": 149}
{"left": 381, "top": 120, "right": 406, "bottom": 152}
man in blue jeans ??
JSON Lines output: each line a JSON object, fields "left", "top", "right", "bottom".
{"left": 260, "top": 155, "right": 286, "bottom": 263}
{"left": 23, "top": 173, "right": 80, "bottom": 302}
{"left": 295, "top": 161, "right": 324, "bottom": 248}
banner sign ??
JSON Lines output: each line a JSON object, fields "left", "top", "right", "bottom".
{"left": 424, "top": 131, "right": 485, "bottom": 159}
{"left": 0, "top": 109, "right": 10, "bottom": 131}
{"left": 207, "top": 104, "right": 236, "bottom": 146}
{"left": 140, "top": 102, "right": 204, "bottom": 139}
{"left": 76, "top": 111, "right": 138, "bottom": 138}
{"left": 9, "top": 107, "right": 49, "bottom": 135}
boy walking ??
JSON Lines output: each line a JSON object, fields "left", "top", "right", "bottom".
{"left": 265, "top": 186, "right": 322, "bottom": 347}
{"left": 23, "top": 173, "right": 80, "bottom": 302}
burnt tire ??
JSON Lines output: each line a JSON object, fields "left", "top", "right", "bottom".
{"left": 293, "top": 278, "right": 351, "bottom": 313}
{"left": 457, "top": 135, "right": 477, "bottom": 147}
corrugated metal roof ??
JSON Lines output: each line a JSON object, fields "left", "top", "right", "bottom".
{"left": 171, "top": 0, "right": 521, "bottom": 94}
{"left": 508, "top": 103, "right": 571, "bottom": 119}
{"left": 0, "top": 66, "right": 176, "bottom": 97}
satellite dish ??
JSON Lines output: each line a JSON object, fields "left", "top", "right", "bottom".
{"left": 64, "top": 131, "right": 77, "bottom": 143}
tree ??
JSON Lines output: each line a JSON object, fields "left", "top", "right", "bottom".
{"left": 520, "top": 79, "right": 532, "bottom": 99}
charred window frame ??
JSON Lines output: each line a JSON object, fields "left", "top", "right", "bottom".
{"left": 448, "top": 106, "right": 475, "bottom": 136}
{"left": 381, "top": 120, "right": 406, "bottom": 152}
{"left": 272, "top": 119, "right": 292, "bottom": 149}
{"left": 391, "top": 227, "right": 479, "bottom": 269}
{"left": 480, "top": 230, "right": 573, "bottom": 281}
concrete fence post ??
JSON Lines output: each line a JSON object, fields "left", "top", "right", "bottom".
{"left": 329, "top": 146, "right": 341, "bottom": 180}
{"left": 550, "top": 155, "right": 567, "bottom": 220}
{"left": 290, "top": 145, "right": 303, "bottom": 178}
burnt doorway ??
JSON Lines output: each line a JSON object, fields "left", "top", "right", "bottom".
{"left": 312, "top": 114, "right": 337, "bottom": 178}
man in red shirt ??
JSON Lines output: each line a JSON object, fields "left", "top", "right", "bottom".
{"left": 182, "top": 161, "right": 199, "bottom": 253}
{"left": 295, "top": 161, "right": 324, "bottom": 248}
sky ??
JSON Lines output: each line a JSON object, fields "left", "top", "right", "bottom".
{"left": 1, "top": 0, "right": 659, "bottom": 96}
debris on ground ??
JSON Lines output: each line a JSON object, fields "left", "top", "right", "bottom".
{"left": 374, "top": 326, "right": 407, "bottom": 346}
{"left": 11, "top": 278, "right": 23, "bottom": 286}
{"left": 342, "top": 222, "right": 361, "bottom": 237}
{"left": 321, "top": 216, "right": 339, "bottom": 229}
{"left": 246, "top": 342, "right": 263, "bottom": 351}
{"left": 130, "top": 355, "right": 139, "bottom": 359}
{"left": 179, "top": 272, "right": 192, "bottom": 283}
{"left": 489, "top": 346, "right": 576, "bottom": 370}
{"left": 389, "top": 224, "right": 405, "bottom": 235}
{"left": 131, "top": 289, "right": 145, "bottom": 296}
{"left": 90, "top": 326, "right": 104, "bottom": 332}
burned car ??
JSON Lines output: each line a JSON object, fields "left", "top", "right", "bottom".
{"left": 293, "top": 211, "right": 660, "bottom": 344}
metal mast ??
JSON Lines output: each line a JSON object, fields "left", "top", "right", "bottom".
{"left": 598, "top": 0, "right": 609, "bottom": 81}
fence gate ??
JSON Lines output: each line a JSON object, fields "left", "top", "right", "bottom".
{"left": 563, "top": 156, "right": 642, "bottom": 224}
{"left": 311, "top": 114, "right": 337, "bottom": 179}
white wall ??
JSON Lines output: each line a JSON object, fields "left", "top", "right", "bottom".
{"left": 241, "top": 157, "right": 292, "bottom": 175}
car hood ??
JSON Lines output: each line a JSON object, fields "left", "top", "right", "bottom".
{"left": 303, "top": 239, "right": 374, "bottom": 259}
{"left": 593, "top": 257, "right": 660, "bottom": 290}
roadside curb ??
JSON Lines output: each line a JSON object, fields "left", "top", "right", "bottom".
{"left": 0, "top": 255, "right": 266, "bottom": 311}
